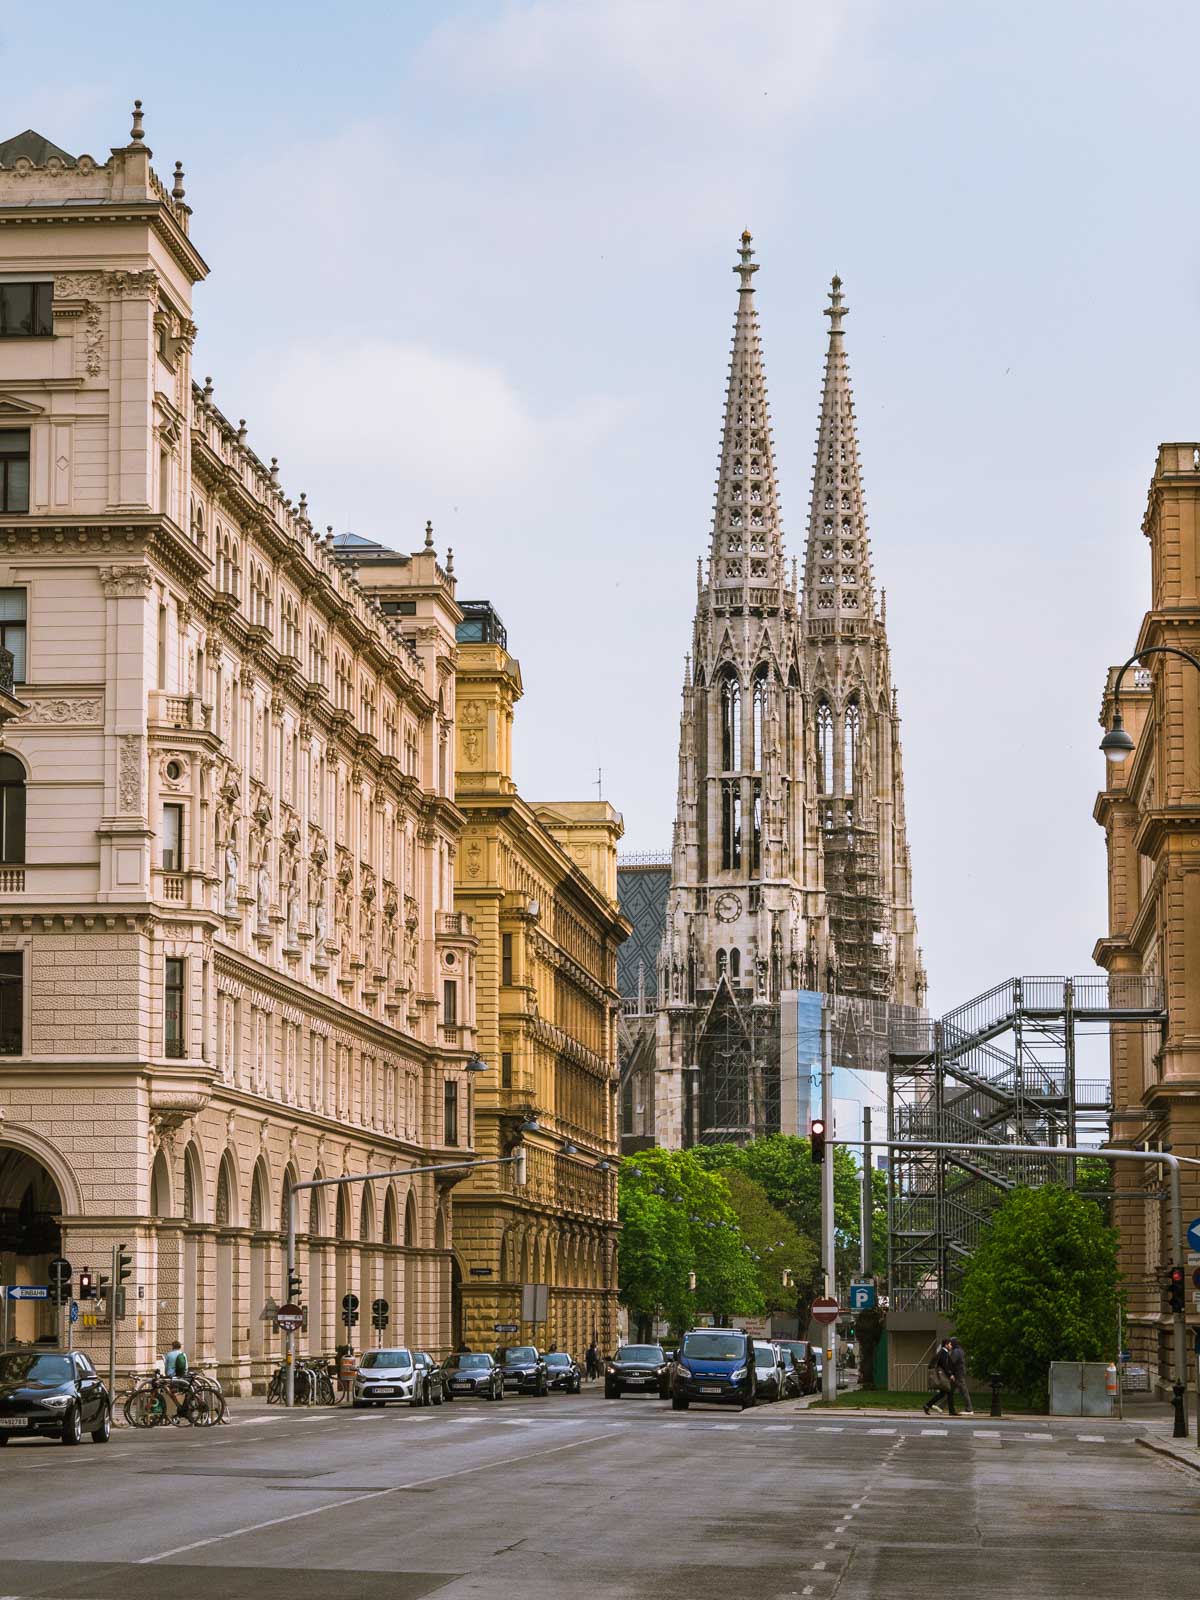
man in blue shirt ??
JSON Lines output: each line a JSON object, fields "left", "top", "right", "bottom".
{"left": 164, "top": 1341, "right": 188, "bottom": 1378}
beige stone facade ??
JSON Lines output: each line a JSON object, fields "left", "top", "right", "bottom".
{"left": 0, "top": 113, "right": 477, "bottom": 1387}
{"left": 1096, "top": 441, "right": 1200, "bottom": 1390}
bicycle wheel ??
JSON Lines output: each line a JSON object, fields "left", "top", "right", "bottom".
{"left": 192, "top": 1385, "right": 225, "bottom": 1426}
{"left": 125, "top": 1386, "right": 161, "bottom": 1429}
{"left": 318, "top": 1371, "right": 335, "bottom": 1406}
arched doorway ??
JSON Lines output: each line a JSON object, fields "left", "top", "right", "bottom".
{"left": 0, "top": 1146, "right": 63, "bottom": 1345}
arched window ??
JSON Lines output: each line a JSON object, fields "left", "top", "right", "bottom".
{"left": 816, "top": 700, "right": 834, "bottom": 795}
{"left": 844, "top": 698, "right": 861, "bottom": 796}
{"left": 308, "top": 1182, "right": 322, "bottom": 1237}
{"left": 0, "top": 754, "right": 25, "bottom": 864}
{"left": 720, "top": 673, "right": 741, "bottom": 770}
{"left": 752, "top": 668, "right": 768, "bottom": 769}
{"left": 716, "top": 948, "right": 728, "bottom": 978}
{"left": 359, "top": 1186, "right": 373, "bottom": 1243}
{"left": 729, "top": 948, "right": 741, "bottom": 979}
{"left": 721, "top": 779, "right": 741, "bottom": 870}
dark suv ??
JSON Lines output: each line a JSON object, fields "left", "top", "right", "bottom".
{"left": 494, "top": 1345, "right": 549, "bottom": 1395}
{"left": 605, "top": 1343, "right": 670, "bottom": 1399}
{"left": 670, "top": 1329, "right": 757, "bottom": 1410}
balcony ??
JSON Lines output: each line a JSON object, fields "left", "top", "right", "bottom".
{"left": 149, "top": 692, "right": 212, "bottom": 732}
{"left": 437, "top": 912, "right": 473, "bottom": 938}
{"left": 0, "top": 868, "right": 25, "bottom": 893}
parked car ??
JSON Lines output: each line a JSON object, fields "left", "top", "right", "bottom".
{"left": 0, "top": 1349, "right": 111, "bottom": 1445}
{"left": 353, "top": 1347, "right": 420, "bottom": 1408}
{"left": 670, "top": 1329, "right": 758, "bottom": 1410}
{"left": 494, "top": 1345, "right": 549, "bottom": 1395}
{"left": 604, "top": 1343, "right": 671, "bottom": 1399}
{"left": 413, "top": 1350, "right": 451, "bottom": 1405}
{"left": 442, "top": 1351, "right": 504, "bottom": 1401}
{"left": 775, "top": 1339, "right": 819, "bottom": 1395}
{"left": 752, "top": 1342, "right": 784, "bottom": 1402}
{"left": 544, "top": 1351, "right": 582, "bottom": 1392}
{"left": 775, "top": 1346, "right": 802, "bottom": 1399}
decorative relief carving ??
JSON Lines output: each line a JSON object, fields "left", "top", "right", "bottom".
{"left": 106, "top": 269, "right": 158, "bottom": 298}
{"left": 460, "top": 701, "right": 484, "bottom": 728}
{"left": 462, "top": 730, "right": 482, "bottom": 765}
{"left": 118, "top": 734, "right": 144, "bottom": 813}
{"left": 83, "top": 302, "right": 103, "bottom": 377}
{"left": 99, "top": 565, "right": 152, "bottom": 598}
{"left": 17, "top": 696, "right": 102, "bottom": 726}
{"left": 55, "top": 273, "right": 104, "bottom": 299}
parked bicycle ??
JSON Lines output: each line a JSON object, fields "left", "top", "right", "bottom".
{"left": 267, "top": 1355, "right": 337, "bottom": 1406}
{"left": 123, "top": 1368, "right": 226, "bottom": 1428}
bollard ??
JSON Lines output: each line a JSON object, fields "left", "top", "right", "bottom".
{"left": 1173, "top": 1381, "right": 1187, "bottom": 1439}
{"left": 989, "top": 1372, "right": 1002, "bottom": 1418}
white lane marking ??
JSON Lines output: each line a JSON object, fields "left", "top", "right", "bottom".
{"left": 851, "top": 1501, "right": 863, "bottom": 1508}
{"left": 137, "top": 1428, "right": 617, "bottom": 1564}
{"left": 802, "top": 1588, "right": 814, "bottom": 1597}
{"left": 868, "top": 1427, "right": 896, "bottom": 1435}
{"left": 1078, "top": 1434, "right": 1106, "bottom": 1443}
{"left": 1023, "top": 1433, "right": 1052, "bottom": 1442}
{"left": 921, "top": 1428, "right": 948, "bottom": 1436}
{"left": 764, "top": 1424, "right": 790, "bottom": 1431}
{"left": 816, "top": 1426, "right": 844, "bottom": 1432}
{"left": 973, "top": 1429, "right": 994, "bottom": 1437}
{"left": 813, "top": 1561, "right": 827, "bottom": 1571}
{"left": 709, "top": 1423, "right": 739, "bottom": 1430}
{"left": 825, "top": 1541, "right": 836, "bottom": 1549}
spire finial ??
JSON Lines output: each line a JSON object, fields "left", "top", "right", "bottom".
{"left": 824, "top": 274, "right": 848, "bottom": 334}
{"left": 172, "top": 160, "right": 185, "bottom": 201}
{"left": 424, "top": 519, "right": 434, "bottom": 550}
{"left": 734, "top": 228, "right": 758, "bottom": 293}
{"left": 130, "top": 100, "right": 145, "bottom": 143}
{"left": 446, "top": 546, "right": 454, "bottom": 575}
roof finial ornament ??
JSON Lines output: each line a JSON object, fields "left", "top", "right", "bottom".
{"left": 130, "top": 100, "right": 145, "bottom": 143}
{"left": 446, "top": 546, "right": 454, "bottom": 575}
{"left": 424, "top": 519, "right": 434, "bottom": 551}
{"left": 172, "top": 161, "right": 185, "bottom": 201}
{"left": 824, "top": 274, "right": 848, "bottom": 335}
{"left": 734, "top": 228, "right": 758, "bottom": 293}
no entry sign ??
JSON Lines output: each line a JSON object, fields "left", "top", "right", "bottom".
{"left": 811, "top": 1296, "right": 840, "bottom": 1325}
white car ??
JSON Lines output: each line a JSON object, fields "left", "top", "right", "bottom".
{"left": 352, "top": 1347, "right": 419, "bottom": 1407}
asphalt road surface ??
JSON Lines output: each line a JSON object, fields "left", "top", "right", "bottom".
{"left": 0, "top": 1389, "right": 1194, "bottom": 1599}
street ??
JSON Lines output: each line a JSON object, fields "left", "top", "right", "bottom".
{"left": 0, "top": 1391, "right": 1194, "bottom": 1599}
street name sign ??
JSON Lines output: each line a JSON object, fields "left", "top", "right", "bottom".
{"left": 811, "top": 1296, "right": 840, "bottom": 1324}
{"left": 494, "top": 1322, "right": 518, "bottom": 1333}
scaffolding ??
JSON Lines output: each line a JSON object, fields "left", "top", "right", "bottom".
{"left": 887, "top": 973, "right": 1166, "bottom": 1314}
{"left": 821, "top": 800, "right": 891, "bottom": 1000}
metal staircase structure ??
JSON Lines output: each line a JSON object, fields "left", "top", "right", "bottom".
{"left": 886, "top": 974, "right": 1166, "bottom": 1314}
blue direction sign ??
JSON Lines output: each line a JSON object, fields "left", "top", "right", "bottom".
{"left": 6, "top": 1285, "right": 48, "bottom": 1300}
{"left": 848, "top": 1282, "right": 877, "bottom": 1312}
{"left": 1187, "top": 1217, "right": 1200, "bottom": 1253}
{"left": 69, "top": 1301, "right": 79, "bottom": 1323}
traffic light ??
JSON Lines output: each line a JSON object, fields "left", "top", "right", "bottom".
{"left": 287, "top": 1268, "right": 302, "bottom": 1302}
{"left": 78, "top": 1270, "right": 94, "bottom": 1301}
{"left": 1168, "top": 1265, "right": 1185, "bottom": 1314}
{"left": 116, "top": 1243, "right": 132, "bottom": 1284}
{"left": 810, "top": 1118, "right": 826, "bottom": 1165}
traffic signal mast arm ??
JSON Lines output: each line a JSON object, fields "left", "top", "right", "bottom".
{"left": 830, "top": 1136, "right": 1190, "bottom": 1437}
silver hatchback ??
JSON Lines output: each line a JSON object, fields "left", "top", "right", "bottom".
{"left": 352, "top": 1347, "right": 418, "bottom": 1407}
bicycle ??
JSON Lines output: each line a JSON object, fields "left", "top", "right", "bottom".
{"left": 124, "top": 1371, "right": 188, "bottom": 1428}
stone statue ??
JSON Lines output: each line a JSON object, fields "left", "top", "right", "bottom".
{"left": 287, "top": 878, "right": 299, "bottom": 946}
{"left": 224, "top": 841, "right": 238, "bottom": 915}
{"left": 257, "top": 859, "right": 271, "bottom": 928}
{"left": 314, "top": 898, "right": 328, "bottom": 947}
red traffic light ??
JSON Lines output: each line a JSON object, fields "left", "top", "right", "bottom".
{"left": 1168, "top": 1265, "right": 1186, "bottom": 1313}
{"left": 810, "top": 1119, "right": 827, "bottom": 1164}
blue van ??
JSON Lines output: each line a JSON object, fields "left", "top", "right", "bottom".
{"left": 670, "top": 1329, "right": 757, "bottom": 1410}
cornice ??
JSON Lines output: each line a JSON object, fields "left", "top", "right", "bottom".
{"left": 1133, "top": 805, "right": 1200, "bottom": 859}
{"left": 0, "top": 200, "right": 209, "bottom": 284}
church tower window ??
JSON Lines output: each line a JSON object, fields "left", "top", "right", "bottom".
{"left": 752, "top": 667, "right": 768, "bottom": 770}
{"left": 817, "top": 700, "right": 834, "bottom": 795}
{"left": 721, "top": 779, "right": 741, "bottom": 870}
{"left": 844, "top": 698, "right": 861, "bottom": 796}
{"left": 720, "top": 673, "right": 741, "bottom": 771}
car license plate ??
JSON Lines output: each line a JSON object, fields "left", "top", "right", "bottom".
{"left": 373, "top": 1387, "right": 394, "bottom": 1396}
{"left": 701, "top": 1385, "right": 722, "bottom": 1394}
{"left": 1, "top": 1416, "right": 28, "bottom": 1426}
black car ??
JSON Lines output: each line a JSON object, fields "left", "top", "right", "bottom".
{"left": 442, "top": 1351, "right": 504, "bottom": 1401}
{"left": 494, "top": 1345, "right": 549, "bottom": 1395}
{"left": 543, "top": 1351, "right": 582, "bottom": 1392}
{"left": 604, "top": 1343, "right": 670, "bottom": 1399}
{"left": 0, "top": 1350, "right": 111, "bottom": 1445}
{"left": 775, "top": 1339, "right": 819, "bottom": 1395}
{"left": 412, "top": 1350, "right": 450, "bottom": 1406}
{"left": 776, "top": 1346, "right": 802, "bottom": 1400}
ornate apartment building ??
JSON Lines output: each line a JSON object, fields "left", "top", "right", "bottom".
{"left": 1096, "top": 441, "right": 1200, "bottom": 1387}
{"left": 0, "top": 111, "right": 478, "bottom": 1386}
{"left": 340, "top": 568, "right": 628, "bottom": 1356}
{"left": 651, "top": 236, "right": 925, "bottom": 1147}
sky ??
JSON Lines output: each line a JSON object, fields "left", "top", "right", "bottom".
{"left": 5, "top": 0, "right": 1198, "bottom": 1016}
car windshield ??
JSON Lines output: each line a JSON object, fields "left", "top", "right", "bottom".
{"left": 780, "top": 1342, "right": 809, "bottom": 1359}
{"left": 616, "top": 1346, "right": 663, "bottom": 1363}
{"left": 544, "top": 1353, "right": 571, "bottom": 1366}
{"left": 0, "top": 1352, "right": 72, "bottom": 1384}
{"left": 500, "top": 1347, "right": 538, "bottom": 1363}
{"left": 448, "top": 1354, "right": 491, "bottom": 1370}
{"left": 681, "top": 1334, "right": 747, "bottom": 1361}
{"left": 358, "top": 1349, "right": 412, "bottom": 1370}
{"left": 754, "top": 1344, "right": 777, "bottom": 1366}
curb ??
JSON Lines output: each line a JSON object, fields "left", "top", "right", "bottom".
{"left": 1135, "top": 1435, "right": 1200, "bottom": 1474}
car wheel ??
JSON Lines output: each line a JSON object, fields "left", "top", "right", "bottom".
{"left": 0, "top": 1433, "right": 8, "bottom": 1445}
{"left": 538, "top": 1379, "right": 548, "bottom": 1397}
{"left": 432, "top": 1385, "right": 443, "bottom": 1407}
{"left": 671, "top": 1396, "right": 689, "bottom": 1411}
{"left": 352, "top": 1400, "right": 366, "bottom": 1408}
{"left": 604, "top": 1383, "right": 619, "bottom": 1399}
{"left": 91, "top": 1406, "right": 112, "bottom": 1444}
{"left": 740, "top": 1391, "right": 756, "bottom": 1410}
{"left": 61, "top": 1405, "right": 82, "bottom": 1446}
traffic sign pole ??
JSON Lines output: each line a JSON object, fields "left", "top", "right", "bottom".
{"left": 821, "top": 1000, "right": 837, "bottom": 1405}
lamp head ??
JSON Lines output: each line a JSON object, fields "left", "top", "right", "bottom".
{"left": 1100, "top": 710, "right": 1135, "bottom": 763}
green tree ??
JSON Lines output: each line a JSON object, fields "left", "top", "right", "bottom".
{"left": 617, "top": 1149, "right": 761, "bottom": 1338}
{"left": 722, "top": 1170, "right": 817, "bottom": 1315}
{"left": 954, "top": 1184, "right": 1120, "bottom": 1410}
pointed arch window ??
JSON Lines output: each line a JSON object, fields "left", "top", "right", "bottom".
{"left": 844, "top": 698, "right": 861, "bottom": 796}
{"left": 720, "top": 673, "right": 741, "bottom": 771}
{"left": 729, "top": 949, "right": 741, "bottom": 979}
{"left": 816, "top": 700, "right": 834, "bottom": 795}
{"left": 721, "top": 779, "right": 741, "bottom": 870}
{"left": 751, "top": 780, "right": 762, "bottom": 874}
{"left": 716, "top": 949, "right": 728, "bottom": 979}
{"left": 751, "top": 667, "right": 768, "bottom": 770}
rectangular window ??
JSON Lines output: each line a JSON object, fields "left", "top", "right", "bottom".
{"left": 0, "top": 282, "right": 53, "bottom": 338}
{"left": 501, "top": 933, "right": 513, "bottom": 987}
{"left": 442, "top": 979, "right": 457, "bottom": 1027}
{"left": 164, "top": 958, "right": 185, "bottom": 1058}
{"left": 0, "top": 590, "right": 27, "bottom": 685}
{"left": 501, "top": 1051, "right": 513, "bottom": 1090}
{"left": 443, "top": 1078, "right": 459, "bottom": 1146}
{"left": 0, "top": 762, "right": 24, "bottom": 865}
{"left": 157, "top": 604, "right": 168, "bottom": 690}
{"left": 0, "top": 434, "right": 30, "bottom": 516}
{"left": 162, "top": 804, "right": 183, "bottom": 872}
{"left": 0, "top": 950, "right": 21, "bottom": 1054}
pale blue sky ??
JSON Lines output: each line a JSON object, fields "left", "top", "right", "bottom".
{"left": 6, "top": 2, "right": 1197, "bottom": 1013}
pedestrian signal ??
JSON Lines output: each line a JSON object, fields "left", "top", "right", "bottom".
{"left": 78, "top": 1270, "right": 94, "bottom": 1301}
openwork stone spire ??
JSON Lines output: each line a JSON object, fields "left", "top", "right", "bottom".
{"left": 707, "top": 231, "right": 786, "bottom": 597}
{"left": 802, "top": 276, "right": 876, "bottom": 625}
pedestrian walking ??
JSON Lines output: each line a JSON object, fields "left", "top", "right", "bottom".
{"left": 585, "top": 1340, "right": 600, "bottom": 1381}
{"left": 163, "top": 1340, "right": 188, "bottom": 1378}
{"left": 949, "top": 1337, "right": 973, "bottom": 1414}
{"left": 923, "top": 1338, "right": 957, "bottom": 1416}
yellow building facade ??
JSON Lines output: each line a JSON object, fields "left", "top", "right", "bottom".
{"left": 1096, "top": 441, "right": 1200, "bottom": 1393}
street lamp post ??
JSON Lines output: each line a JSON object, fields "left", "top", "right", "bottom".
{"left": 1099, "top": 645, "right": 1200, "bottom": 761}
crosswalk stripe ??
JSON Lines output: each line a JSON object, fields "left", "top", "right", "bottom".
{"left": 1023, "top": 1433, "right": 1052, "bottom": 1441}
{"left": 1077, "top": 1434, "right": 1106, "bottom": 1443}
{"left": 868, "top": 1427, "right": 897, "bottom": 1435}
{"left": 921, "top": 1428, "right": 948, "bottom": 1436}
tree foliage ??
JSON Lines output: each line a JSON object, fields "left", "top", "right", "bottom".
{"left": 954, "top": 1184, "right": 1120, "bottom": 1410}
{"left": 617, "top": 1149, "right": 761, "bottom": 1337}
{"left": 722, "top": 1170, "right": 817, "bottom": 1316}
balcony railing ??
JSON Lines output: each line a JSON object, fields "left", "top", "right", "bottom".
{"left": 0, "top": 868, "right": 25, "bottom": 893}
{"left": 437, "top": 912, "right": 471, "bottom": 937}
{"left": 150, "top": 692, "right": 211, "bottom": 731}
{"left": 161, "top": 874, "right": 185, "bottom": 902}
